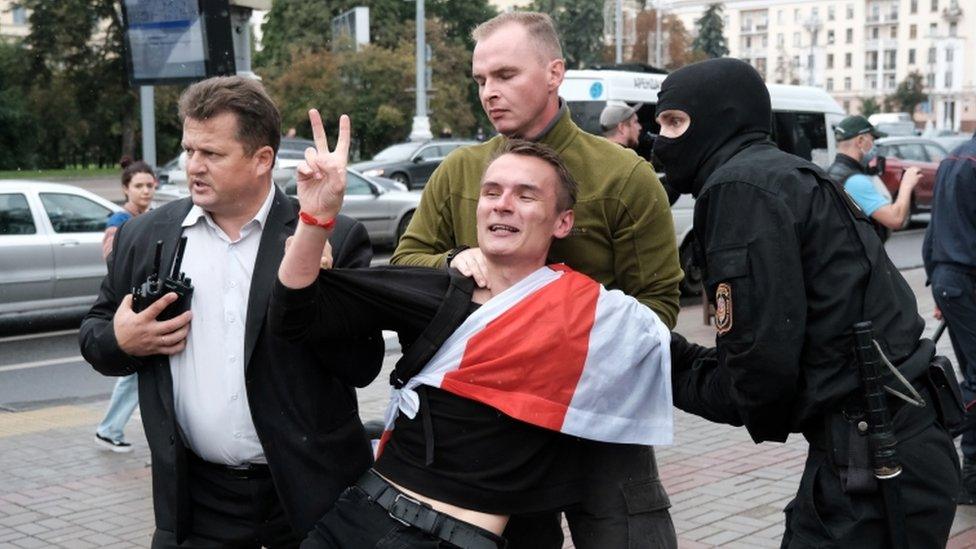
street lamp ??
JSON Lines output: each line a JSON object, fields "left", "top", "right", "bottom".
{"left": 802, "top": 14, "right": 822, "bottom": 87}
{"left": 408, "top": 0, "right": 432, "bottom": 141}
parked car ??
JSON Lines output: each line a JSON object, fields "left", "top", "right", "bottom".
{"left": 351, "top": 139, "right": 477, "bottom": 190}
{"left": 0, "top": 181, "right": 122, "bottom": 322}
{"left": 930, "top": 134, "right": 972, "bottom": 154}
{"left": 874, "top": 136, "right": 948, "bottom": 213}
{"left": 283, "top": 169, "right": 420, "bottom": 247}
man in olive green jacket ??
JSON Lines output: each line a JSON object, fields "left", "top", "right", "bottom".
{"left": 391, "top": 11, "right": 682, "bottom": 549}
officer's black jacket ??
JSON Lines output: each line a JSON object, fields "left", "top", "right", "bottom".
{"left": 673, "top": 135, "right": 925, "bottom": 443}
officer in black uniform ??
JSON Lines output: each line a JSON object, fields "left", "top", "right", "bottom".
{"left": 653, "top": 58, "right": 959, "bottom": 548}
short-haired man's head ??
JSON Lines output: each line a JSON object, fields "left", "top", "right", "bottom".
{"left": 178, "top": 76, "right": 281, "bottom": 157}
{"left": 486, "top": 139, "right": 577, "bottom": 211}
{"left": 471, "top": 12, "right": 563, "bottom": 62}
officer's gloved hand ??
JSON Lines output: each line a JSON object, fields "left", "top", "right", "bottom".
{"left": 670, "top": 331, "right": 716, "bottom": 373}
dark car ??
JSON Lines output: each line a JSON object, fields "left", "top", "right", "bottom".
{"left": 351, "top": 139, "right": 477, "bottom": 190}
{"left": 875, "top": 137, "right": 948, "bottom": 213}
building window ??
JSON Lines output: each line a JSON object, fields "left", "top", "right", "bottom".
{"left": 844, "top": 100, "right": 851, "bottom": 111}
{"left": 762, "top": 35, "right": 768, "bottom": 47}
{"left": 794, "top": 8, "right": 801, "bottom": 22}
{"left": 870, "top": 3, "right": 880, "bottom": 20}
{"left": 931, "top": 0, "right": 938, "bottom": 12}
{"left": 884, "top": 49, "right": 896, "bottom": 70}
{"left": 866, "top": 51, "right": 878, "bottom": 70}
{"left": 871, "top": 27, "right": 879, "bottom": 40}
{"left": 930, "top": 22, "right": 937, "bottom": 36}
{"left": 756, "top": 58, "right": 767, "bottom": 75}
{"left": 12, "top": 7, "right": 27, "bottom": 25}
{"left": 890, "top": 26, "right": 897, "bottom": 39}
{"left": 908, "top": 49, "right": 916, "bottom": 64}
{"left": 949, "top": 22, "right": 957, "bottom": 37}
{"left": 778, "top": 10, "right": 784, "bottom": 24}
{"left": 946, "top": 48, "right": 953, "bottom": 62}
{"left": 828, "top": 6, "right": 836, "bottom": 20}
{"left": 746, "top": 36, "right": 752, "bottom": 48}
{"left": 793, "top": 32, "right": 801, "bottom": 47}
{"left": 927, "top": 73, "right": 935, "bottom": 87}
{"left": 847, "top": 4, "right": 854, "bottom": 18}
{"left": 844, "top": 77, "right": 852, "bottom": 90}
{"left": 827, "top": 78, "right": 834, "bottom": 91}
{"left": 845, "top": 52, "right": 852, "bottom": 67}
{"left": 910, "top": 24, "right": 917, "bottom": 39}
{"left": 777, "top": 33, "right": 784, "bottom": 46}
{"left": 827, "top": 30, "right": 835, "bottom": 44}
{"left": 827, "top": 53, "right": 835, "bottom": 69}
{"left": 928, "top": 47, "right": 937, "bottom": 63}
{"left": 945, "top": 72, "right": 952, "bottom": 88}
{"left": 910, "top": 0, "right": 918, "bottom": 13}
{"left": 885, "top": 74, "right": 896, "bottom": 90}
{"left": 867, "top": 75, "right": 878, "bottom": 90}
{"left": 792, "top": 55, "right": 800, "bottom": 68}
{"left": 846, "top": 28, "right": 853, "bottom": 43}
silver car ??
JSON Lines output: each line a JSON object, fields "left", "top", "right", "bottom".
{"left": 0, "top": 181, "right": 122, "bottom": 321}
{"left": 283, "top": 169, "right": 421, "bottom": 247}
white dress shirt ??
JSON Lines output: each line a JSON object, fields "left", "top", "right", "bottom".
{"left": 170, "top": 184, "right": 275, "bottom": 465}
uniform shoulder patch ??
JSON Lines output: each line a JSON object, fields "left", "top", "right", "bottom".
{"left": 715, "top": 282, "right": 733, "bottom": 335}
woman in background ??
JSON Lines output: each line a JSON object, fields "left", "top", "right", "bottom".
{"left": 94, "top": 158, "right": 156, "bottom": 452}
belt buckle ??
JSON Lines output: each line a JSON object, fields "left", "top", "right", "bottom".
{"left": 389, "top": 492, "right": 424, "bottom": 527}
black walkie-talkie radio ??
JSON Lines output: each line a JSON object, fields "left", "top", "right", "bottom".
{"left": 132, "top": 236, "right": 193, "bottom": 320}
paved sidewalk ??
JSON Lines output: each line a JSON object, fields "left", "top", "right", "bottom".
{"left": 1, "top": 268, "right": 974, "bottom": 548}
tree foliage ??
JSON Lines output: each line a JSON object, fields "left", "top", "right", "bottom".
{"left": 886, "top": 71, "right": 927, "bottom": 116}
{"left": 17, "top": 0, "right": 137, "bottom": 168}
{"left": 692, "top": 3, "right": 728, "bottom": 59}
{"left": 528, "top": 0, "right": 604, "bottom": 69}
{"left": 663, "top": 15, "right": 706, "bottom": 70}
{"left": 0, "top": 41, "right": 36, "bottom": 169}
{"left": 860, "top": 97, "right": 882, "bottom": 118}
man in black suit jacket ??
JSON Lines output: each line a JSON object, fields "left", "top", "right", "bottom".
{"left": 79, "top": 76, "right": 383, "bottom": 548}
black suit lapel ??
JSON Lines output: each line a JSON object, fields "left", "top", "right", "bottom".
{"left": 244, "top": 189, "right": 297, "bottom": 369}
{"left": 150, "top": 200, "right": 195, "bottom": 421}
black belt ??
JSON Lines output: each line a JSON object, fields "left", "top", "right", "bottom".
{"left": 357, "top": 470, "right": 506, "bottom": 549}
{"left": 187, "top": 452, "right": 271, "bottom": 480}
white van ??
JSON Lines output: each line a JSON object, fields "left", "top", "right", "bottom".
{"left": 559, "top": 69, "right": 846, "bottom": 294}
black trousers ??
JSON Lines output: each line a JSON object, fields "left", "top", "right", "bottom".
{"left": 301, "top": 485, "right": 490, "bottom": 548}
{"left": 504, "top": 443, "right": 676, "bottom": 549}
{"left": 151, "top": 457, "right": 301, "bottom": 549}
{"left": 782, "top": 403, "right": 959, "bottom": 548}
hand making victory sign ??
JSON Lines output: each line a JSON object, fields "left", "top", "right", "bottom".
{"left": 279, "top": 110, "right": 351, "bottom": 289}
{"left": 297, "top": 109, "right": 351, "bottom": 222}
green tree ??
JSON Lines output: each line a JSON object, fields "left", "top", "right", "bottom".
{"left": 528, "top": 0, "right": 604, "bottom": 69}
{"left": 692, "top": 3, "right": 728, "bottom": 59}
{"left": 21, "top": 0, "right": 137, "bottom": 167}
{"left": 886, "top": 71, "right": 927, "bottom": 116}
{"left": 0, "top": 40, "right": 37, "bottom": 169}
{"left": 860, "top": 97, "right": 882, "bottom": 118}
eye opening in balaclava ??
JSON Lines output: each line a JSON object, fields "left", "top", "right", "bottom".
{"left": 652, "top": 58, "right": 772, "bottom": 197}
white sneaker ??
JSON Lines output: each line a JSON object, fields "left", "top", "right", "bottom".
{"left": 95, "top": 433, "right": 133, "bottom": 453}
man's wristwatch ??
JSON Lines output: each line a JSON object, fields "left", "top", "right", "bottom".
{"left": 445, "top": 245, "right": 470, "bottom": 268}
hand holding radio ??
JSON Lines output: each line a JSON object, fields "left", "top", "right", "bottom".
{"left": 115, "top": 237, "right": 195, "bottom": 357}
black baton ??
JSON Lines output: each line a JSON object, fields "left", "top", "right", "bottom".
{"left": 853, "top": 321, "right": 908, "bottom": 549}
{"left": 932, "top": 320, "right": 947, "bottom": 344}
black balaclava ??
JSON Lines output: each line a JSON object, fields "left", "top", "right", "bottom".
{"left": 653, "top": 58, "right": 772, "bottom": 196}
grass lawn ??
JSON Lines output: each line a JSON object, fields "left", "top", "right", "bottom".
{"left": 0, "top": 167, "right": 120, "bottom": 180}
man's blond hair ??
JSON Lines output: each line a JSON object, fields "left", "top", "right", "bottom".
{"left": 471, "top": 12, "right": 563, "bottom": 62}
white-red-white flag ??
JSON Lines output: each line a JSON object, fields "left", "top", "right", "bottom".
{"left": 382, "top": 264, "right": 673, "bottom": 448}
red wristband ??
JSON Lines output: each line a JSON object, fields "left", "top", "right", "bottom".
{"left": 299, "top": 211, "right": 336, "bottom": 230}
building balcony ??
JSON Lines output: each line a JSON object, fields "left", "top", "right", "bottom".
{"left": 865, "top": 14, "right": 898, "bottom": 25}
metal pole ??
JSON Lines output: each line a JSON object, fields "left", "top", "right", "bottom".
{"left": 615, "top": 0, "right": 623, "bottom": 64}
{"left": 409, "top": 0, "right": 432, "bottom": 141}
{"left": 140, "top": 86, "right": 156, "bottom": 167}
{"left": 655, "top": 0, "right": 663, "bottom": 67}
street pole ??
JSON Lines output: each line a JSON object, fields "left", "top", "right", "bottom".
{"left": 140, "top": 86, "right": 155, "bottom": 167}
{"left": 655, "top": 0, "right": 663, "bottom": 67}
{"left": 409, "top": 0, "right": 432, "bottom": 141}
{"left": 615, "top": 0, "right": 623, "bottom": 64}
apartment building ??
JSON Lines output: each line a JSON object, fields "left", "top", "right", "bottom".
{"left": 0, "top": 0, "right": 29, "bottom": 41}
{"left": 668, "top": 0, "right": 976, "bottom": 132}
